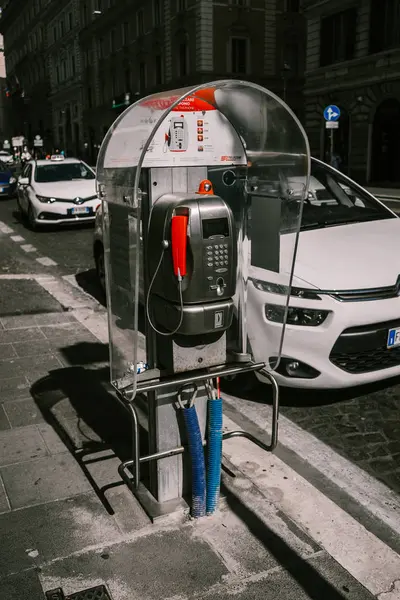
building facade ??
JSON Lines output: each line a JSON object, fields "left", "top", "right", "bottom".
{"left": 304, "top": 0, "right": 400, "bottom": 186}
{"left": 0, "top": 0, "right": 305, "bottom": 160}
{"left": 0, "top": 0, "right": 53, "bottom": 148}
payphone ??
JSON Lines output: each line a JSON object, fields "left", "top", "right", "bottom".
{"left": 96, "top": 80, "right": 310, "bottom": 520}
{"left": 146, "top": 189, "right": 237, "bottom": 337}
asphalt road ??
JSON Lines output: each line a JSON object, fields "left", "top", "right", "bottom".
{"left": 0, "top": 194, "right": 399, "bottom": 496}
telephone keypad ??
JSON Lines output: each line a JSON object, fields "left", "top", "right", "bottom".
{"left": 204, "top": 241, "right": 229, "bottom": 280}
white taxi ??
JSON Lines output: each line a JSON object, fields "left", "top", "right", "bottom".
{"left": 17, "top": 156, "right": 99, "bottom": 229}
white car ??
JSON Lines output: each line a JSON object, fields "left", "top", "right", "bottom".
{"left": 17, "top": 156, "right": 99, "bottom": 229}
{"left": 94, "top": 158, "right": 400, "bottom": 389}
{"left": 0, "top": 150, "right": 14, "bottom": 165}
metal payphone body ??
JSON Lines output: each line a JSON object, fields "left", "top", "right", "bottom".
{"left": 96, "top": 81, "right": 310, "bottom": 519}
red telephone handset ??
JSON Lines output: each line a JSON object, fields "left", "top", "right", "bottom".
{"left": 171, "top": 214, "right": 188, "bottom": 278}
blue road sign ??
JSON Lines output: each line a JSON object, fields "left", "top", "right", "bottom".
{"left": 324, "top": 105, "right": 341, "bottom": 122}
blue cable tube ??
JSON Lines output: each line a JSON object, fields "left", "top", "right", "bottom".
{"left": 183, "top": 404, "right": 206, "bottom": 518}
{"left": 206, "top": 396, "right": 223, "bottom": 515}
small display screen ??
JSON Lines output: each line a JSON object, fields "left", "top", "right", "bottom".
{"left": 174, "top": 122, "right": 184, "bottom": 128}
{"left": 202, "top": 218, "right": 229, "bottom": 239}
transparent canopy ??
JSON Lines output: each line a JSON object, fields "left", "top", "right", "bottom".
{"left": 96, "top": 80, "right": 310, "bottom": 396}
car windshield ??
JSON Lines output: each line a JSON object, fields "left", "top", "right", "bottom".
{"left": 34, "top": 162, "right": 95, "bottom": 183}
{"left": 278, "top": 160, "right": 394, "bottom": 232}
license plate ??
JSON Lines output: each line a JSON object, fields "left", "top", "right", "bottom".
{"left": 69, "top": 206, "right": 89, "bottom": 214}
{"left": 387, "top": 327, "right": 400, "bottom": 348}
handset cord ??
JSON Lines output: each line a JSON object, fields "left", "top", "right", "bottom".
{"left": 145, "top": 215, "right": 185, "bottom": 337}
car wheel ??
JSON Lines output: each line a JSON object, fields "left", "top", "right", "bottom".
{"left": 95, "top": 244, "right": 106, "bottom": 296}
{"left": 27, "top": 203, "right": 38, "bottom": 231}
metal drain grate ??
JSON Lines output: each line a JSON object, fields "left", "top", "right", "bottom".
{"left": 45, "top": 585, "right": 113, "bottom": 600}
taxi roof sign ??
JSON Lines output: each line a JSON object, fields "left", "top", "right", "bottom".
{"left": 50, "top": 154, "right": 64, "bottom": 161}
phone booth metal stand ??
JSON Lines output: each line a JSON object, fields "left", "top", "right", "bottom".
{"left": 96, "top": 81, "right": 310, "bottom": 520}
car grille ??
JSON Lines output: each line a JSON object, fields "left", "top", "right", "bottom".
{"left": 330, "top": 318, "right": 400, "bottom": 374}
{"left": 325, "top": 282, "right": 400, "bottom": 302}
{"left": 47, "top": 195, "right": 98, "bottom": 204}
{"left": 38, "top": 211, "right": 95, "bottom": 220}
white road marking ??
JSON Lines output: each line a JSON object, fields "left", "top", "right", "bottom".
{"left": 36, "top": 256, "right": 57, "bottom": 266}
{"left": 0, "top": 221, "right": 13, "bottom": 234}
{"left": 21, "top": 244, "right": 37, "bottom": 253}
{"left": 10, "top": 235, "right": 25, "bottom": 242}
{"left": 223, "top": 414, "right": 400, "bottom": 598}
{"left": 224, "top": 394, "right": 400, "bottom": 540}
{"left": 0, "top": 274, "right": 47, "bottom": 279}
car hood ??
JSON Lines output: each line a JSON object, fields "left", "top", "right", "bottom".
{"left": 0, "top": 172, "right": 13, "bottom": 183}
{"left": 290, "top": 218, "right": 400, "bottom": 290}
{"left": 34, "top": 179, "right": 96, "bottom": 200}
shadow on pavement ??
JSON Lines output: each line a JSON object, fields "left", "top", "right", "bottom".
{"left": 30, "top": 341, "right": 149, "bottom": 515}
{"left": 220, "top": 480, "right": 372, "bottom": 600}
{"left": 75, "top": 268, "right": 106, "bottom": 306}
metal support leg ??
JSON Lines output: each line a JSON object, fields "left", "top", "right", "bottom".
{"left": 222, "top": 370, "right": 279, "bottom": 451}
{"left": 118, "top": 369, "right": 279, "bottom": 496}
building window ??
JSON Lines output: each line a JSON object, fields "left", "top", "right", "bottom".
{"left": 283, "top": 42, "right": 299, "bottom": 75}
{"left": 124, "top": 68, "right": 131, "bottom": 91}
{"left": 53, "top": 26, "right": 57, "bottom": 42}
{"left": 88, "top": 86, "right": 93, "bottom": 108}
{"left": 137, "top": 9, "right": 144, "bottom": 36}
{"left": 110, "top": 28, "right": 115, "bottom": 52}
{"left": 155, "top": 54, "right": 163, "bottom": 84}
{"left": 68, "top": 12, "right": 73, "bottom": 30}
{"left": 97, "top": 37, "right": 104, "bottom": 59}
{"left": 369, "top": 0, "right": 400, "bottom": 54}
{"left": 230, "top": 0, "right": 249, "bottom": 6}
{"left": 320, "top": 8, "right": 357, "bottom": 66}
{"left": 154, "top": 0, "right": 162, "bottom": 25}
{"left": 60, "top": 19, "right": 65, "bottom": 37}
{"left": 285, "top": 0, "right": 300, "bottom": 11}
{"left": 82, "top": 3, "right": 88, "bottom": 25}
{"left": 112, "top": 74, "right": 116, "bottom": 97}
{"left": 177, "top": 0, "right": 187, "bottom": 11}
{"left": 179, "top": 42, "right": 188, "bottom": 76}
{"left": 139, "top": 61, "right": 147, "bottom": 92}
{"left": 71, "top": 55, "right": 76, "bottom": 75}
{"left": 56, "top": 65, "right": 60, "bottom": 84}
{"left": 230, "top": 37, "right": 248, "bottom": 74}
{"left": 122, "top": 22, "right": 129, "bottom": 45}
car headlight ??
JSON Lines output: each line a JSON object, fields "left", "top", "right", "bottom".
{"left": 36, "top": 195, "right": 56, "bottom": 203}
{"left": 9, "top": 177, "right": 16, "bottom": 184}
{"left": 265, "top": 303, "right": 330, "bottom": 326}
{"left": 252, "top": 278, "right": 321, "bottom": 300}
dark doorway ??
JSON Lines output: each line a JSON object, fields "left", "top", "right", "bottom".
{"left": 371, "top": 98, "right": 400, "bottom": 184}
{"left": 323, "top": 108, "right": 350, "bottom": 174}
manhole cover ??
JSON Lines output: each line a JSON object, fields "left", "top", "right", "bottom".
{"left": 45, "top": 585, "right": 113, "bottom": 600}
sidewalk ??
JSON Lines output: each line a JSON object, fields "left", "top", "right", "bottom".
{"left": 0, "top": 275, "right": 399, "bottom": 600}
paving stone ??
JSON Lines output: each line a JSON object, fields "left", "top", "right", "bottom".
{"left": 34, "top": 312, "right": 76, "bottom": 326}
{"left": 1, "top": 314, "right": 46, "bottom": 330}
{"left": 196, "top": 551, "right": 375, "bottom": 599}
{"left": 4, "top": 397, "right": 46, "bottom": 427}
{"left": 0, "top": 326, "right": 46, "bottom": 343}
{"left": 0, "top": 425, "right": 48, "bottom": 466}
{"left": 12, "top": 339, "right": 53, "bottom": 358}
{"left": 0, "top": 404, "right": 10, "bottom": 431}
{"left": 37, "top": 423, "right": 69, "bottom": 455}
{"left": 0, "top": 492, "right": 121, "bottom": 577}
{"left": 280, "top": 384, "right": 400, "bottom": 495}
{"left": 1, "top": 452, "right": 93, "bottom": 509}
{"left": 40, "top": 323, "right": 93, "bottom": 339}
{"left": 0, "top": 375, "right": 31, "bottom": 401}
{"left": 0, "top": 476, "right": 10, "bottom": 514}
{"left": 0, "top": 280, "right": 63, "bottom": 317}
{"left": 0, "top": 354, "right": 62, "bottom": 382}
{"left": 0, "top": 343, "right": 17, "bottom": 359}
{"left": 0, "top": 569, "right": 44, "bottom": 600}
{"left": 40, "top": 528, "right": 228, "bottom": 600}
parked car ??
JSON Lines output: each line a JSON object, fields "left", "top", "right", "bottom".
{"left": 0, "top": 161, "right": 17, "bottom": 198}
{"left": 93, "top": 157, "right": 400, "bottom": 390}
{"left": 0, "top": 150, "right": 14, "bottom": 165}
{"left": 17, "top": 155, "right": 100, "bottom": 229}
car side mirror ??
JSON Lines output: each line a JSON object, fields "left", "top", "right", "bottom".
{"left": 18, "top": 177, "right": 29, "bottom": 186}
